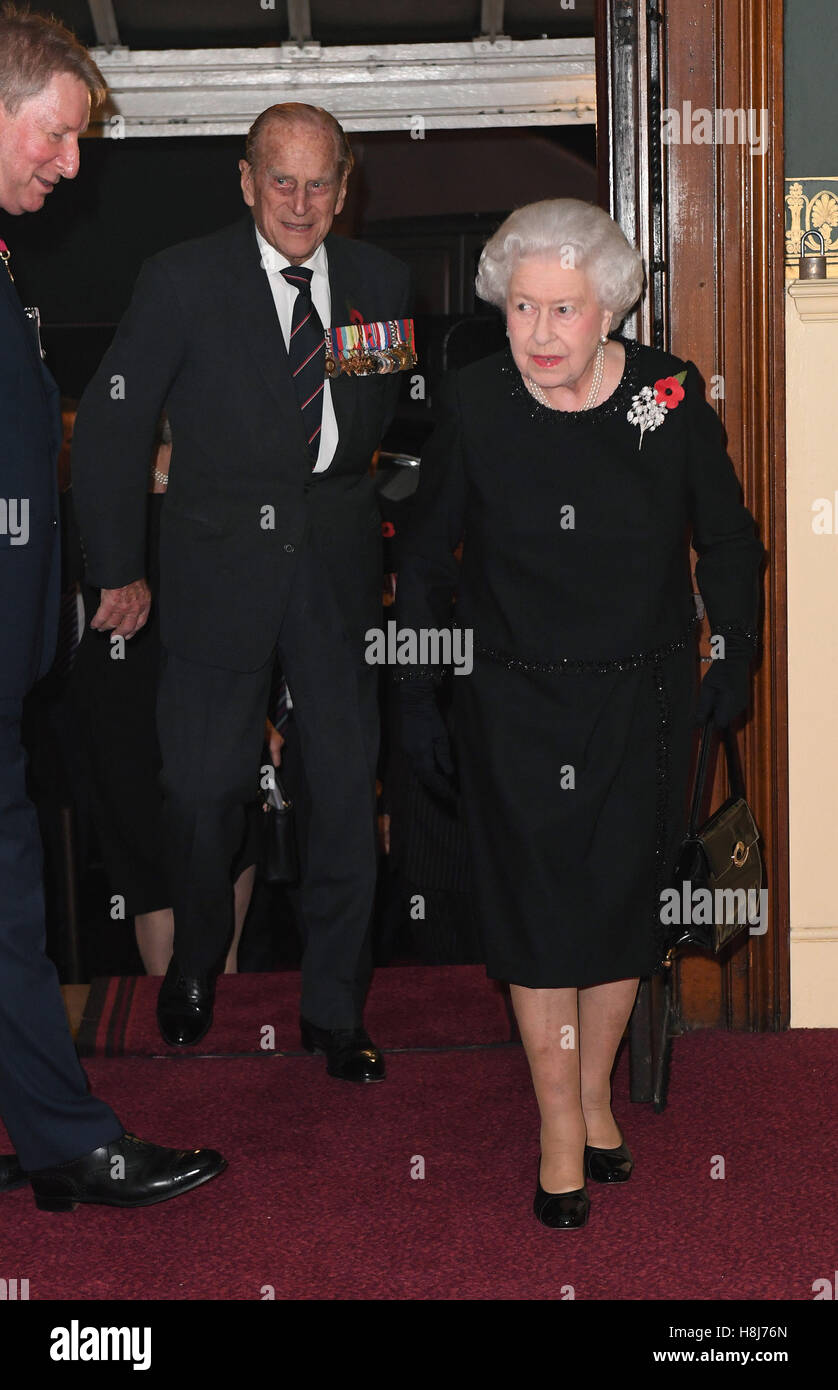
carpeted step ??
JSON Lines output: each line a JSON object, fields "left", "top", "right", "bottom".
{"left": 2, "top": 1030, "right": 837, "bottom": 1300}
{"left": 76, "top": 964, "right": 515, "bottom": 1058}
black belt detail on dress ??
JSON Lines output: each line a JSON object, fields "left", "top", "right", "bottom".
{"left": 471, "top": 618, "right": 698, "bottom": 676}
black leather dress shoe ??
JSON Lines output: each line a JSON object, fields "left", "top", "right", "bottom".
{"left": 0, "top": 1155, "right": 27, "bottom": 1193}
{"left": 300, "top": 1017, "right": 385, "bottom": 1082}
{"left": 27, "top": 1133, "right": 227, "bottom": 1212}
{"left": 157, "top": 960, "right": 216, "bottom": 1046}
{"left": 533, "top": 1162, "right": 590, "bottom": 1229}
{"left": 584, "top": 1137, "right": 634, "bottom": 1184}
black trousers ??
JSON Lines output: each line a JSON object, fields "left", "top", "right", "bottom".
{"left": 0, "top": 696, "right": 122, "bottom": 1171}
{"left": 157, "top": 541, "right": 380, "bottom": 1029}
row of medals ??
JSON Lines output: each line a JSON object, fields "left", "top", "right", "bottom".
{"left": 324, "top": 324, "right": 416, "bottom": 379}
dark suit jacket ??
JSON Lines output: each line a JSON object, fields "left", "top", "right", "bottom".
{"left": 0, "top": 253, "right": 61, "bottom": 700}
{"left": 72, "top": 216, "right": 410, "bottom": 672}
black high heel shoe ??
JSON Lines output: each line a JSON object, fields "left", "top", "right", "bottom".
{"left": 533, "top": 1161, "right": 590, "bottom": 1229}
{"left": 584, "top": 1134, "right": 634, "bottom": 1184}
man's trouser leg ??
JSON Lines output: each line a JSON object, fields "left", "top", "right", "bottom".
{"left": 157, "top": 652, "right": 273, "bottom": 976}
{"left": 276, "top": 546, "right": 379, "bottom": 1030}
{"left": 0, "top": 697, "right": 122, "bottom": 1172}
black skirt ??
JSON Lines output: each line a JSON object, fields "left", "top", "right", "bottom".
{"left": 452, "top": 641, "right": 697, "bottom": 988}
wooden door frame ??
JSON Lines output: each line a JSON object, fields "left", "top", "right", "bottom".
{"left": 596, "top": 0, "right": 789, "bottom": 1033}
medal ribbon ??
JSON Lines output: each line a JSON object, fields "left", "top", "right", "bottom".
{"left": 324, "top": 318, "right": 417, "bottom": 375}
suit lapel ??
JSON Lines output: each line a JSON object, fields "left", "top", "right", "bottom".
{"left": 1, "top": 258, "right": 39, "bottom": 368}
{"left": 224, "top": 217, "right": 309, "bottom": 455}
{"left": 0, "top": 251, "right": 59, "bottom": 435}
{"left": 324, "top": 234, "right": 358, "bottom": 471}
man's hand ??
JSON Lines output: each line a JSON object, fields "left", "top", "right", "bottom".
{"left": 90, "top": 579, "right": 152, "bottom": 639}
{"left": 265, "top": 718, "right": 285, "bottom": 767}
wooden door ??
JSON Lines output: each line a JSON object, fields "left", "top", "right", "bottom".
{"left": 596, "top": 0, "right": 788, "bottom": 1047}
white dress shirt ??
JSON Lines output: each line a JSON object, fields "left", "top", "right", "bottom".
{"left": 255, "top": 227, "right": 337, "bottom": 473}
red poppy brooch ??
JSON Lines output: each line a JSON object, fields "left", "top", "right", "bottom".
{"left": 627, "top": 370, "right": 687, "bottom": 448}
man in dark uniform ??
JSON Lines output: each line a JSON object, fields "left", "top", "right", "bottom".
{"left": 73, "top": 102, "right": 410, "bottom": 1080}
{"left": 0, "top": 4, "right": 225, "bottom": 1209}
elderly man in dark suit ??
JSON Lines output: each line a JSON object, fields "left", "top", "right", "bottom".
{"left": 0, "top": 4, "right": 224, "bottom": 1209}
{"left": 73, "top": 103, "right": 410, "bottom": 1079}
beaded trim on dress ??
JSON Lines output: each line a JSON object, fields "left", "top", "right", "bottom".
{"left": 502, "top": 334, "right": 643, "bottom": 425}
{"left": 471, "top": 617, "right": 698, "bottom": 676}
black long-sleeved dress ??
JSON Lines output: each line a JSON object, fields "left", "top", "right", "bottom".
{"left": 396, "top": 337, "right": 764, "bottom": 987}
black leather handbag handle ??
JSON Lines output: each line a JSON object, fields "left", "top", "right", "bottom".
{"left": 273, "top": 774, "right": 292, "bottom": 808}
{"left": 687, "top": 721, "right": 747, "bottom": 836}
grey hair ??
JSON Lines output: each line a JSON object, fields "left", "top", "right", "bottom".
{"left": 475, "top": 199, "right": 645, "bottom": 330}
{"left": 245, "top": 102, "right": 353, "bottom": 180}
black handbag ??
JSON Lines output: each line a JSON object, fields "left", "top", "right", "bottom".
{"left": 259, "top": 771, "right": 299, "bottom": 884}
{"left": 663, "top": 720, "right": 763, "bottom": 961}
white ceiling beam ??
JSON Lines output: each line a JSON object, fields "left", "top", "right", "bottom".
{"left": 87, "top": 0, "right": 122, "bottom": 50}
{"left": 86, "top": 38, "right": 596, "bottom": 137}
{"left": 286, "top": 0, "right": 313, "bottom": 44}
{"left": 480, "top": 0, "right": 506, "bottom": 40}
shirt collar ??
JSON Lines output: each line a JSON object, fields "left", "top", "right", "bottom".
{"left": 255, "top": 227, "right": 328, "bottom": 280}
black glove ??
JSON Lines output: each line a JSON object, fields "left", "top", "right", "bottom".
{"left": 397, "top": 680, "right": 458, "bottom": 806}
{"left": 696, "top": 632, "right": 755, "bottom": 728}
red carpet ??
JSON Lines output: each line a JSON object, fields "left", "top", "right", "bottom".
{"left": 77, "top": 965, "right": 514, "bottom": 1057}
{"left": 1, "top": 1005, "right": 836, "bottom": 1300}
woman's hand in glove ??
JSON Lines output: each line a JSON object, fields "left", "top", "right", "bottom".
{"left": 397, "top": 680, "right": 458, "bottom": 806}
{"left": 696, "top": 633, "right": 755, "bottom": 728}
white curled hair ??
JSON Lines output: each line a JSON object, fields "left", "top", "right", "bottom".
{"left": 475, "top": 199, "right": 645, "bottom": 330}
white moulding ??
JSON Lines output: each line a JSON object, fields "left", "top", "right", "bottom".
{"left": 788, "top": 279, "right": 838, "bottom": 322}
{"left": 85, "top": 38, "right": 597, "bottom": 137}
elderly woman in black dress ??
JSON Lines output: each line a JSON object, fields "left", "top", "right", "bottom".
{"left": 397, "top": 199, "right": 763, "bottom": 1229}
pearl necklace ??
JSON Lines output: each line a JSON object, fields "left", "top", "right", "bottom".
{"left": 526, "top": 340, "right": 605, "bottom": 412}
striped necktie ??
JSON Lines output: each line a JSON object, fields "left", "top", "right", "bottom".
{"left": 281, "top": 265, "right": 325, "bottom": 461}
